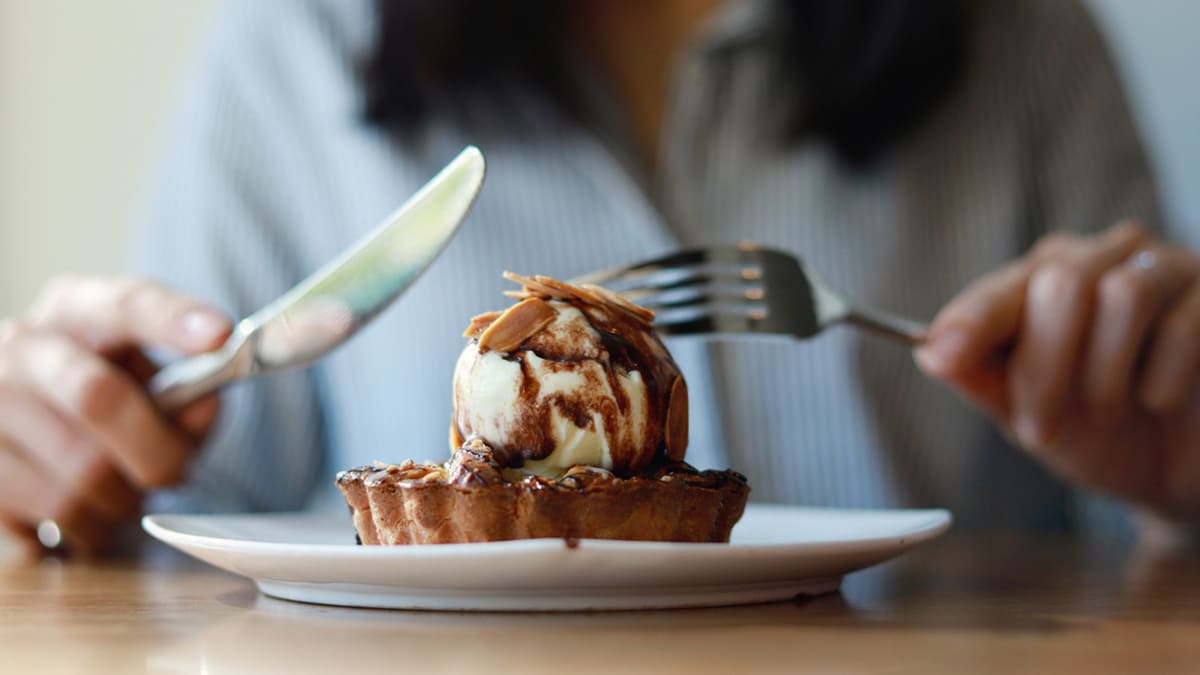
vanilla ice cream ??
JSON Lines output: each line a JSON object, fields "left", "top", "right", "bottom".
{"left": 451, "top": 274, "right": 687, "bottom": 478}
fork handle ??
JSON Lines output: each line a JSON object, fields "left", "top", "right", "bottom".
{"left": 843, "top": 307, "right": 928, "bottom": 345}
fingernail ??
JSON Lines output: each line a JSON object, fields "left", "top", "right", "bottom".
{"left": 1015, "top": 415, "right": 1046, "bottom": 449}
{"left": 178, "top": 310, "right": 228, "bottom": 346}
{"left": 915, "top": 327, "right": 970, "bottom": 375}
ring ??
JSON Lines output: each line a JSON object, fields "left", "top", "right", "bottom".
{"left": 36, "top": 519, "right": 64, "bottom": 552}
{"left": 1131, "top": 249, "right": 1158, "bottom": 272}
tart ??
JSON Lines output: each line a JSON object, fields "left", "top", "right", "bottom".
{"left": 336, "top": 273, "right": 750, "bottom": 544}
{"left": 337, "top": 441, "right": 749, "bottom": 544}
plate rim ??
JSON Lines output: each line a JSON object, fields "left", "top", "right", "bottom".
{"left": 142, "top": 503, "right": 953, "bottom": 559}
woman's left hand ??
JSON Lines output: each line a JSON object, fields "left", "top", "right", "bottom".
{"left": 915, "top": 221, "right": 1200, "bottom": 520}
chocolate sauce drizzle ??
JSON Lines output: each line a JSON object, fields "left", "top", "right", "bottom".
{"left": 452, "top": 282, "right": 684, "bottom": 477}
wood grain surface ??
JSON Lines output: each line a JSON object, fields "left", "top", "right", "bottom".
{"left": 1, "top": 534, "right": 1198, "bottom": 674}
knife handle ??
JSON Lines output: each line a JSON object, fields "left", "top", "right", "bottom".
{"left": 148, "top": 334, "right": 252, "bottom": 412}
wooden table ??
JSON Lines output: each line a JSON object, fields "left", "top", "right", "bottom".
{"left": 1, "top": 534, "right": 1198, "bottom": 674}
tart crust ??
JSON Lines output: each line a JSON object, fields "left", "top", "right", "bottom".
{"left": 336, "top": 442, "right": 750, "bottom": 545}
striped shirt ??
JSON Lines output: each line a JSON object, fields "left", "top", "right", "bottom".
{"left": 137, "top": 0, "right": 1162, "bottom": 534}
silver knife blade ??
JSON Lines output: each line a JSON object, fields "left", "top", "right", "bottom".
{"left": 149, "top": 145, "right": 486, "bottom": 410}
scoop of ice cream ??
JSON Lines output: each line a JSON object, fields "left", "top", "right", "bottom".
{"left": 451, "top": 273, "right": 687, "bottom": 478}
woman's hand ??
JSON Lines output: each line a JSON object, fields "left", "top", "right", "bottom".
{"left": 916, "top": 222, "right": 1200, "bottom": 520}
{"left": 0, "top": 277, "right": 230, "bottom": 557}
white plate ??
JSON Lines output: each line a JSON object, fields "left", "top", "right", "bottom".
{"left": 142, "top": 504, "right": 950, "bottom": 611}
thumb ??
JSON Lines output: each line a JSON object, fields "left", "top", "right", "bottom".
{"left": 918, "top": 351, "right": 1011, "bottom": 422}
{"left": 28, "top": 276, "right": 231, "bottom": 355}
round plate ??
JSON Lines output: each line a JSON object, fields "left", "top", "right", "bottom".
{"left": 142, "top": 504, "right": 950, "bottom": 611}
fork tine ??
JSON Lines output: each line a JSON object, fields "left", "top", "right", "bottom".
{"left": 598, "top": 260, "right": 770, "bottom": 300}
{"left": 570, "top": 249, "right": 714, "bottom": 287}
{"left": 572, "top": 244, "right": 777, "bottom": 288}
{"left": 653, "top": 315, "right": 732, "bottom": 337}
{"left": 575, "top": 243, "right": 928, "bottom": 343}
{"left": 653, "top": 311, "right": 771, "bottom": 338}
{"left": 632, "top": 288, "right": 765, "bottom": 311}
{"left": 618, "top": 271, "right": 758, "bottom": 299}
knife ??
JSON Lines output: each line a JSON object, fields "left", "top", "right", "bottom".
{"left": 148, "top": 146, "right": 486, "bottom": 411}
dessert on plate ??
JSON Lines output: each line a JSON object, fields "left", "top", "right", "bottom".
{"left": 336, "top": 272, "right": 749, "bottom": 544}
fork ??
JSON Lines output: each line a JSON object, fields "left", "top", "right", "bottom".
{"left": 573, "top": 243, "right": 927, "bottom": 344}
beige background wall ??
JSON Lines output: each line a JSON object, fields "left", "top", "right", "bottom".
{"left": 1, "top": 0, "right": 1198, "bottom": 319}
{"left": 0, "top": 0, "right": 219, "bottom": 315}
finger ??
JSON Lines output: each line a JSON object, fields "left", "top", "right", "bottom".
{"left": 40, "top": 493, "right": 116, "bottom": 558}
{"left": 112, "top": 348, "right": 161, "bottom": 383}
{"left": 1009, "top": 225, "right": 1149, "bottom": 448}
{"left": 0, "top": 384, "right": 142, "bottom": 521}
{"left": 1083, "top": 247, "right": 1197, "bottom": 416}
{"left": 116, "top": 348, "right": 221, "bottom": 442}
{"left": 915, "top": 263, "right": 1028, "bottom": 419}
{"left": 0, "top": 515, "right": 40, "bottom": 560}
{"left": 1028, "top": 231, "right": 1086, "bottom": 265}
{"left": 0, "top": 439, "right": 115, "bottom": 557}
{"left": 917, "top": 261, "right": 1028, "bottom": 378}
{"left": 118, "top": 349, "right": 221, "bottom": 441}
{"left": 1139, "top": 280, "right": 1200, "bottom": 411}
{"left": 943, "top": 361, "right": 1011, "bottom": 422}
{"left": 1, "top": 325, "right": 193, "bottom": 487}
{"left": 1024, "top": 221, "right": 1148, "bottom": 266}
{"left": 917, "top": 223, "right": 1152, "bottom": 383}
{"left": 0, "top": 441, "right": 59, "bottom": 524}
{"left": 27, "top": 276, "right": 230, "bottom": 355}
{"left": 174, "top": 394, "right": 221, "bottom": 442}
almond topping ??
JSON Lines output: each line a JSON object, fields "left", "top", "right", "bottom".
{"left": 462, "top": 311, "right": 502, "bottom": 338}
{"left": 502, "top": 271, "right": 561, "bottom": 299}
{"left": 501, "top": 270, "right": 537, "bottom": 287}
{"left": 580, "top": 284, "right": 656, "bottom": 324}
{"left": 532, "top": 275, "right": 586, "bottom": 303}
{"left": 566, "top": 283, "right": 608, "bottom": 307}
{"left": 477, "top": 297, "right": 558, "bottom": 353}
{"left": 665, "top": 376, "right": 688, "bottom": 461}
{"left": 501, "top": 272, "right": 656, "bottom": 326}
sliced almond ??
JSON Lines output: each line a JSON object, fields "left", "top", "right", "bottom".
{"left": 533, "top": 275, "right": 586, "bottom": 303}
{"left": 502, "top": 270, "right": 536, "bottom": 286}
{"left": 462, "top": 310, "right": 502, "bottom": 338}
{"left": 478, "top": 297, "right": 558, "bottom": 353}
{"left": 580, "top": 284, "right": 656, "bottom": 324}
{"left": 503, "top": 271, "right": 573, "bottom": 300}
{"left": 518, "top": 278, "right": 569, "bottom": 299}
{"left": 567, "top": 283, "right": 608, "bottom": 307}
{"left": 664, "top": 376, "right": 688, "bottom": 461}
{"left": 449, "top": 421, "right": 464, "bottom": 451}
{"left": 611, "top": 295, "right": 656, "bottom": 324}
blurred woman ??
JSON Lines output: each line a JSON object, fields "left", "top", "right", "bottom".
{"left": 1, "top": 0, "right": 1197, "bottom": 555}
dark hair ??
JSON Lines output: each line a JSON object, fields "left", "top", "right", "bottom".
{"left": 363, "top": 0, "right": 967, "bottom": 167}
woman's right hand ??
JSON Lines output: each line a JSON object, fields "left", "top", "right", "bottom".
{"left": 0, "top": 277, "right": 230, "bottom": 557}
